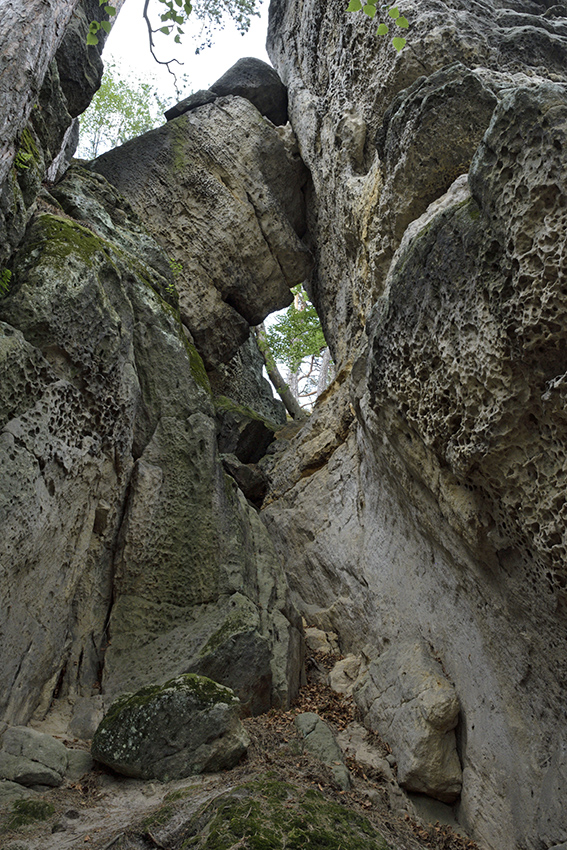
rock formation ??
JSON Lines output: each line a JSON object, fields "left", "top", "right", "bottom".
{"left": 1, "top": 0, "right": 567, "bottom": 848}
{"left": 91, "top": 675, "right": 249, "bottom": 781}
{"left": 261, "top": 0, "right": 567, "bottom": 847}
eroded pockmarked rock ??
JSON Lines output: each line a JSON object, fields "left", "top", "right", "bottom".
{"left": 91, "top": 675, "right": 248, "bottom": 781}
{"left": 0, "top": 167, "right": 302, "bottom": 731}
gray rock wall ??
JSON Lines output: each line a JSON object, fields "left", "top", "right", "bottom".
{"left": 0, "top": 163, "right": 302, "bottom": 732}
{"left": 263, "top": 0, "right": 567, "bottom": 847}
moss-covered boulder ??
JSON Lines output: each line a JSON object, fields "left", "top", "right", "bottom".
{"left": 91, "top": 675, "right": 248, "bottom": 781}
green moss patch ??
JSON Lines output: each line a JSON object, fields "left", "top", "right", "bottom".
{"left": 99, "top": 674, "right": 237, "bottom": 731}
{"left": 161, "top": 780, "right": 391, "bottom": 850}
{"left": 3, "top": 799, "right": 55, "bottom": 830}
{"left": 214, "top": 395, "right": 278, "bottom": 431}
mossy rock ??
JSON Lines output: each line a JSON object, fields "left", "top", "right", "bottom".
{"left": 215, "top": 395, "right": 279, "bottom": 464}
{"left": 135, "top": 779, "right": 391, "bottom": 850}
{"left": 91, "top": 674, "right": 249, "bottom": 781}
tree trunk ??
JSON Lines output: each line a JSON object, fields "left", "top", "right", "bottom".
{"left": 316, "top": 346, "right": 332, "bottom": 397}
{"left": 0, "top": 0, "right": 83, "bottom": 188}
{"left": 254, "top": 325, "right": 308, "bottom": 421}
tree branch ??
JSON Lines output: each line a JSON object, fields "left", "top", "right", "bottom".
{"left": 142, "top": 0, "right": 183, "bottom": 84}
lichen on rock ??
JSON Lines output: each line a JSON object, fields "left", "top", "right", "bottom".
{"left": 91, "top": 674, "right": 249, "bottom": 781}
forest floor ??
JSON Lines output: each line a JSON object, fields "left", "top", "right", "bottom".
{"left": 0, "top": 654, "right": 480, "bottom": 850}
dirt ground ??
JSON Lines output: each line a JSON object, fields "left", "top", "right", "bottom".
{"left": 0, "top": 655, "right": 480, "bottom": 850}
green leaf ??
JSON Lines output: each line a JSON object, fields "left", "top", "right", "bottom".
{"left": 346, "top": 0, "right": 363, "bottom": 11}
{"left": 86, "top": 32, "right": 99, "bottom": 45}
{"left": 396, "top": 15, "right": 409, "bottom": 27}
{"left": 388, "top": 6, "right": 400, "bottom": 17}
{"left": 161, "top": 12, "right": 171, "bottom": 20}
{"left": 363, "top": 5, "right": 377, "bottom": 17}
{"left": 89, "top": 20, "right": 100, "bottom": 32}
{"left": 100, "top": 20, "right": 111, "bottom": 33}
{"left": 174, "top": 34, "right": 181, "bottom": 42}
{"left": 103, "top": 5, "right": 116, "bottom": 14}
{"left": 160, "top": 25, "right": 171, "bottom": 33}
{"left": 392, "top": 35, "right": 406, "bottom": 50}
{"left": 377, "top": 22, "right": 389, "bottom": 34}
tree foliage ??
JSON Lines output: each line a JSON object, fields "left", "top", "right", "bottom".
{"left": 263, "top": 285, "right": 333, "bottom": 412}
{"left": 265, "top": 285, "right": 326, "bottom": 374}
{"left": 89, "top": 0, "right": 261, "bottom": 75}
{"left": 346, "top": 1, "right": 409, "bottom": 51}
{"left": 77, "top": 62, "right": 168, "bottom": 158}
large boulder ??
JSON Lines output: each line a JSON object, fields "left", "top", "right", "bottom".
{"left": 211, "top": 57, "right": 289, "bottom": 126}
{"left": 91, "top": 96, "right": 312, "bottom": 368}
{"left": 91, "top": 675, "right": 248, "bottom": 780}
{"left": 354, "top": 641, "right": 462, "bottom": 803}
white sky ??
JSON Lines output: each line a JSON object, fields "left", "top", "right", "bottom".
{"left": 104, "top": 0, "right": 270, "bottom": 105}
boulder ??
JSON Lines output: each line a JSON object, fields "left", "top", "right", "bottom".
{"left": 304, "top": 626, "right": 339, "bottom": 655}
{"left": 91, "top": 675, "right": 248, "bottom": 781}
{"left": 91, "top": 96, "right": 311, "bottom": 368}
{"left": 215, "top": 395, "right": 278, "bottom": 464}
{"left": 354, "top": 641, "right": 462, "bottom": 803}
{"left": 0, "top": 725, "right": 69, "bottom": 788}
{"left": 294, "top": 712, "right": 350, "bottom": 790}
{"left": 211, "top": 58, "right": 288, "bottom": 125}
{"left": 328, "top": 654, "right": 364, "bottom": 695}
{"left": 207, "top": 334, "right": 287, "bottom": 426}
{"left": 221, "top": 454, "right": 269, "bottom": 506}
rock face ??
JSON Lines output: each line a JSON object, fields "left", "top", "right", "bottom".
{"left": 91, "top": 95, "right": 312, "bottom": 367}
{"left": 2, "top": 2, "right": 567, "bottom": 848}
{"left": 354, "top": 641, "right": 462, "bottom": 803}
{"left": 0, "top": 0, "right": 109, "bottom": 269}
{"left": 262, "top": 0, "right": 567, "bottom": 847}
{"left": 0, "top": 160, "right": 302, "bottom": 731}
{"left": 91, "top": 675, "right": 248, "bottom": 781}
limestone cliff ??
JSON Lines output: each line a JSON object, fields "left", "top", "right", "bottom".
{"left": 263, "top": 0, "right": 567, "bottom": 847}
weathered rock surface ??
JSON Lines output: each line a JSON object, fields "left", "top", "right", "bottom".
{"left": 0, "top": 725, "right": 69, "bottom": 788}
{"left": 215, "top": 395, "right": 278, "bottom": 464}
{"left": 91, "top": 675, "right": 248, "bottom": 781}
{"left": 208, "top": 335, "right": 286, "bottom": 425}
{"left": 0, "top": 0, "right": 109, "bottom": 269}
{"left": 263, "top": 0, "right": 567, "bottom": 847}
{"left": 211, "top": 57, "right": 289, "bottom": 125}
{"left": 294, "top": 712, "right": 351, "bottom": 790}
{"left": 0, "top": 164, "right": 302, "bottom": 731}
{"left": 354, "top": 641, "right": 462, "bottom": 803}
{"left": 91, "top": 95, "right": 312, "bottom": 368}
